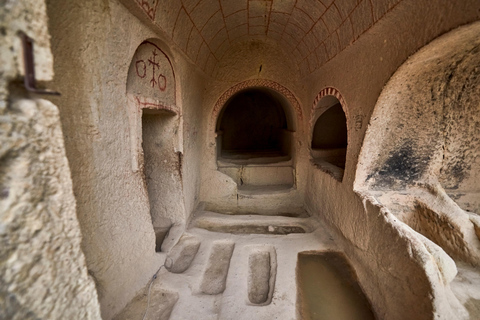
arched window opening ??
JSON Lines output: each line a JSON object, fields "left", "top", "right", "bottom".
{"left": 311, "top": 98, "right": 347, "bottom": 180}
{"left": 216, "top": 88, "right": 292, "bottom": 162}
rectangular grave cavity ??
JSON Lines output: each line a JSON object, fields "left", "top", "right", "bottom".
{"left": 297, "top": 251, "right": 376, "bottom": 320}
{"left": 200, "top": 241, "right": 235, "bottom": 295}
{"left": 247, "top": 246, "right": 277, "bottom": 305}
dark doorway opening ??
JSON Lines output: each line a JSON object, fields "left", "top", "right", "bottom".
{"left": 142, "top": 110, "right": 180, "bottom": 252}
{"left": 216, "top": 88, "right": 292, "bottom": 161}
{"left": 312, "top": 103, "right": 347, "bottom": 154}
{"left": 311, "top": 100, "right": 348, "bottom": 180}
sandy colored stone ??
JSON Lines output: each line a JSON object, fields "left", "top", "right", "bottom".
{"left": 200, "top": 241, "right": 235, "bottom": 295}
{"left": 0, "top": 0, "right": 100, "bottom": 319}
{"left": 471, "top": 216, "right": 480, "bottom": 242}
{"left": 2, "top": 0, "right": 480, "bottom": 319}
{"left": 165, "top": 234, "right": 201, "bottom": 274}
{"left": 354, "top": 20, "right": 480, "bottom": 320}
{"left": 248, "top": 251, "right": 271, "bottom": 304}
{"left": 113, "top": 284, "right": 178, "bottom": 320}
{"left": 0, "top": 98, "right": 101, "bottom": 320}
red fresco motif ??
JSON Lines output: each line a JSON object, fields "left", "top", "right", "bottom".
{"left": 131, "top": 41, "right": 176, "bottom": 112}
{"left": 134, "top": 96, "right": 176, "bottom": 113}
{"left": 135, "top": 48, "right": 167, "bottom": 92}
{"left": 135, "top": 0, "right": 158, "bottom": 21}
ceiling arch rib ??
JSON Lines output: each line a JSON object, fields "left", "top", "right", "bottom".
{"left": 125, "top": 0, "right": 403, "bottom": 75}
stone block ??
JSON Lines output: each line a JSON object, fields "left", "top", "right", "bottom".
{"left": 200, "top": 241, "right": 235, "bottom": 294}
{"left": 165, "top": 235, "right": 201, "bottom": 273}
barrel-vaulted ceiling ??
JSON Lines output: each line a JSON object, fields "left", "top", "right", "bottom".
{"left": 125, "top": 0, "right": 402, "bottom": 75}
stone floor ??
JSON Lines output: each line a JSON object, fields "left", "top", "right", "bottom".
{"left": 114, "top": 173, "right": 480, "bottom": 320}
{"left": 114, "top": 200, "right": 480, "bottom": 320}
{"left": 451, "top": 262, "right": 480, "bottom": 319}
{"left": 114, "top": 202, "right": 340, "bottom": 320}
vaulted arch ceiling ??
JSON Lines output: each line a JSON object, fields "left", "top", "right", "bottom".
{"left": 123, "top": 0, "right": 402, "bottom": 75}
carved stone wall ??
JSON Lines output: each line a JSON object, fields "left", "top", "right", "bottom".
{"left": 1, "top": 1, "right": 101, "bottom": 319}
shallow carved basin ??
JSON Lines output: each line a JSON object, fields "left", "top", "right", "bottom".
{"left": 297, "top": 251, "right": 376, "bottom": 320}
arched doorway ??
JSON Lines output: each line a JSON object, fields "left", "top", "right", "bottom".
{"left": 126, "top": 40, "right": 183, "bottom": 252}
{"left": 215, "top": 87, "right": 296, "bottom": 189}
{"left": 216, "top": 88, "right": 293, "bottom": 162}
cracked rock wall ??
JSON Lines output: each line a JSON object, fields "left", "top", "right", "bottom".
{"left": 0, "top": 1, "right": 101, "bottom": 319}
{"left": 0, "top": 98, "right": 101, "bottom": 320}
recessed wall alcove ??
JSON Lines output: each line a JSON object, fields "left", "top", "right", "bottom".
{"left": 216, "top": 88, "right": 293, "bottom": 162}
{"left": 141, "top": 109, "right": 180, "bottom": 252}
{"left": 311, "top": 92, "right": 348, "bottom": 181}
{"left": 213, "top": 84, "right": 298, "bottom": 190}
{"left": 126, "top": 39, "right": 184, "bottom": 253}
{"left": 355, "top": 22, "right": 480, "bottom": 266}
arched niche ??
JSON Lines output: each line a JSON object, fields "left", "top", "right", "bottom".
{"left": 126, "top": 39, "right": 183, "bottom": 252}
{"left": 216, "top": 87, "right": 294, "bottom": 161}
{"left": 310, "top": 92, "right": 348, "bottom": 181}
{"left": 126, "top": 39, "right": 178, "bottom": 172}
{"left": 355, "top": 21, "right": 480, "bottom": 266}
{"left": 211, "top": 80, "right": 301, "bottom": 189}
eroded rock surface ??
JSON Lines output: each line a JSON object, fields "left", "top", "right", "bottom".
{"left": 165, "top": 234, "right": 201, "bottom": 274}
{"left": 113, "top": 285, "right": 178, "bottom": 320}
{"left": 200, "top": 241, "right": 235, "bottom": 295}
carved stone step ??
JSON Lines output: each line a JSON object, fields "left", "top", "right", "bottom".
{"left": 192, "top": 211, "right": 317, "bottom": 235}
